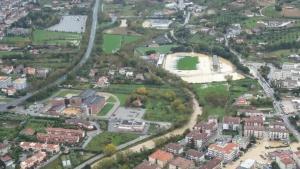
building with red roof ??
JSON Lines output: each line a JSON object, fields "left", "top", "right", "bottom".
{"left": 20, "top": 142, "right": 60, "bottom": 153}
{"left": 244, "top": 125, "right": 265, "bottom": 138}
{"left": 148, "top": 149, "right": 174, "bottom": 168}
{"left": 134, "top": 161, "right": 161, "bottom": 169}
{"left": 276, "top": 154, "right": 296, "bottom": 169}
{"left": 199, "top": 157, "right": 222, "bottom": 169}
{"left": 20, "top": 151, "right": 47, "bottom": 169}
{"left": 208, "top": 143, "right": 239, "bottom": 163}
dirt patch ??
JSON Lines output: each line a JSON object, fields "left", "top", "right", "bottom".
{"left": 282, "top": 6, "right": 300, "bottom": 17}
{"left": 104, "top": 27, "right": 140, "bottom": 35}
{"left": 256, "top": 0, "right": 275, "bottom": 6}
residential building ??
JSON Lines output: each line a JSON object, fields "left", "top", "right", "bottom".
{"left": 232, "top": 136, "right": 250, "bottom": 149}
{"left": 244, "top": 126, "right": 265, "bottom": 138}
{"left": 37, "top": 133, "right": 80, "bottom": 145}
{"left": 185, "top": 131, "right": 209, "bottom": 149}
{"left": 193, "top": 121, "right": 217, "bottom": 136}
{"left": 199, "top": 157, "right": 222, "bottom": 169}
{"left": 95, "top": 76, "right": 109, "bottom": 88}
{"left": 20, "top": 151, "right": 47, "bottom": 169}
{"left": 276, "top": 154, "right": 296, "bottom": 169}
{"left": 148, "top": 149, "right": 174, "bottom": 168}
{"left": 207, "top": 143, "right": 239, "bottom": 163}
{"left": 268, "top": 127, "right": 289, "bottom": 140}
{"left": 36, "top": 68, "right": 49, "bottom": 78}
{"left": 46, "top": 127, "right": 85, "bottom": 138}
{"left": 185, "top": 149, "right": 204, "bottom": 162}
{"left": 244, "top": 116, "right": 264, "bottom": 126}
{"left": 24, "top": 67, "right": 36, "bottom": 75}
{"left": 223, "top": 116, "right": 240, "bottom": 131}
{"left": 20, "top": 142, "right": 60, "bottom": 153}
{"left": 134, "top": 161, "right": 161, "bottom": 169}
{"left": 20, "top": 128, "right": 35, "bottom": 136}
{"left": 148, "top": 19, "right": 173, "bottom": 29}
{"left": 82, "top": 94, "right": 105, "bottom": 115}
{"left": 0, "top": 155, "right": 14, "bottom": 168}
{"left": 169, "top": 157, "right": 195, "bottom": 169}
{"left": 13, "top": 78, "right": 27, "bottom": 90}
{"left": 0, "top": 76, "right": 11, "bottom": 88}
{"left": 164, "top": 143, "right": 184, "bottom": 155}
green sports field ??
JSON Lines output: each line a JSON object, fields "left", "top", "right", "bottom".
{"left": 32, "top": 29, "right": 81, "bottom": 46}
{"left": 102, "top": 34, "right": 140, "bottom": 54}
{"left": 176, "top": 56, "right": 199, "bottom": 70}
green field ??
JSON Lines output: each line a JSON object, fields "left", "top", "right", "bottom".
{"left": 102, "top": 34, "right": 140, "bottom": 53}
{"left": 135, "top": 44, "right": 177, "bottom": 55}
{"left": 32, "top": 29, "right": 81, "bottom": 46}
{"left": 98, "top": 103, "right": 114, "bottom": 116}
{"left": 0, "top": 51, "right": 23, "bottom": 57}
{"left": 177, "top": 56, "right": 199, "bottom": 70}
{"left": 85, "top": 132, "right": 138, "bottom": 152}
{"left": 262, "top": 6, "right": 282, "bottom": 18}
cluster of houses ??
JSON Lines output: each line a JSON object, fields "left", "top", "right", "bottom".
{"left": 0, "top": 0, "right": 34, "bottom": 39}
{"left": 88, "top": 67, "right": 145, "bottom": 87}
{"left": 47, "top": 89, "right": 106, "bottom": 116}
{"left": 134, "top": 109, "right": 291, "bottom": 169}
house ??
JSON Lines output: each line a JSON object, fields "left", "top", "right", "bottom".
{"left": 95, "top": 76, "right": 109, "bottom": 88}
{"left": 24, "top": 67, "right": 36, "bottom": 75}
{"left": 233, "top": 97, "right": 250, "bottom": 106}
{"left": 148, "top": 149, "right": 174, "bottom": 168}
{"left": 207, "top": 143, "right": 239, "bottom": 163}
{"left": 0, "top": 143, "right": 9, "bottom": 156}
{"left": 199, "top": 157, "right": 222, "bottom": 169}
{"left": 134, "top": 161, "right": 161, "bottom": 169}
{"left": 164, "top": 143, "right": 184, "bottom": 155}
{"left": 169, "top": 157, "right": 195, "bottom": 169}
{"left": 20, "top": 151, "right": 47, "bottom": 169}
{"left": 223, "top": 116, "right": 240, "bottom": 131}
{"left": 185, "top": 131, "right": 209, "bottom": 149}
{"left": 2, "top": 87, "right": 17, "bottom": 96}
{"left": 244, "top": 126, "right": 265, "bottom": 138}
{"left": 244, "top": 116, "right": 264, "bottom": 126}
{"left": 13, "top": 78, "right": 27, "bottom": 90}
{"left": 276, "top": 154, "right": 296, "bottom": 169}
{"left": 36, "top": 68, "right": 49, "bottom": 78}
{"left": 0, "top": 76, "right": 11, "bottom": 88}
{"left": 1, "top": 66, "right": 13, "bottom": 74}
{"left": 0, "top": 155, "right": 14, "bottom": 168}
{"left": 20, "top": 142, "right": 60, "bottom": 153}
{"left": 185, "top": 149, "right": 204, "bottom": 162}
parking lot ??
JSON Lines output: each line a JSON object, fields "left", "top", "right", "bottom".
{"left": 109, "top": 107, "right": 145, "bottom": 120}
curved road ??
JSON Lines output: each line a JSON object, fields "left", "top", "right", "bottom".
{"left": 0, "top": 0, "right": 101, "bottom": 111}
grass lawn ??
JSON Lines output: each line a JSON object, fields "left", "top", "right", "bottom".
{"left": 0, "top": 120, "right": 20, "bottom": 141}
{"left": 176, "top": 56, "right": 199, "bottom": 70}
{"left": 262, "top": 5, "right": 282, "bottom": 18}
{"left": 102, "top": 34, "right": 140, "bottom": 53}
{"left": 0, "top": 36, "right": 31, "bottom": 46}
{"left": 193, "top": 83, "right": 229, "bottom": 105}
{"left": 85, "top": 132, "right": 138, "bottom": 152}
{"left": 114, "top": 93, "right": 128, "bottom": 106}
{"left": 135, "top": 44, "right": 177, "bottom": 55}
{"left": 0, "top": 51, "right": 23, "bottom": 57}
{"left": 98, "top": 103, "right": 114, "bottom": 116}
{"left": 32, "top": 29, "right": 81, "bottom": 46}
{"left": 107, "top": 96, "right": 116, "bottom": 102}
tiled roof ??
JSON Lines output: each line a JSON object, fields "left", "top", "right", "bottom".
{"left": 199, "top": 157, "right": 222, "bottom": 169}
{"left": 209, "top": 143, "right": 239, "bottom": 154}
{"left": 186, "top": 149, "right": 204, "bottom": 158}
{"left": 169, "top": 157, "right": 194, "bottom": 169}
{"left": 223, "top": 116, "right": 240, "bottom": 124}
{"left": 149, "top": 149, "right": 173, "bottom": 162}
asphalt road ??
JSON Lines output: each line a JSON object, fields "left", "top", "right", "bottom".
{"left": 0, "top": 0, "right": 100, "bottom": 112}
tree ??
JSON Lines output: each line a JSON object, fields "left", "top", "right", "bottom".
{"left": 103, "top": 144, "right": 117, "bottom": 155}
{"left": 271, "top": 161, "right": 280, "bottom": 169}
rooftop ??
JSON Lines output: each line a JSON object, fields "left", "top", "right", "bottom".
{"left": 149, "top": 149, "right": 173, "bottom": 162}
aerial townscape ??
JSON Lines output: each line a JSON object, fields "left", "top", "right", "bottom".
{"left": 2, "top": 0, "right": 300, "bottom": 169}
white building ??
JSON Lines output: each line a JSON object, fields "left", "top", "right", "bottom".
{"left": 207, "top": 143, "right": 239, "bottom": 163}
{"left": 239, "top": 159, "right": 256, "bottom": 169}
{"left": 13, "top": 78, "right": 27, "bottom": 90}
